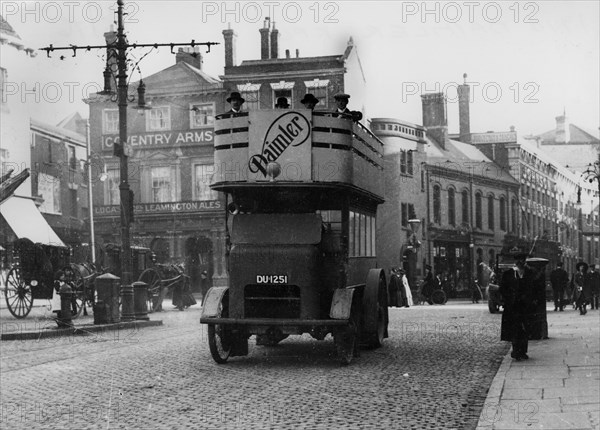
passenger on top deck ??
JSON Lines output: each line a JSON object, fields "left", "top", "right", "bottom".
{"left": 300, "top": 93, "right": 319, "bottom": 111}
{"left": 275, "top": 97, "right": 290, "bottom": 109}
{"left": 332, "top": 92, "right": 363, "bottom": 122}
{"left": 226, "top": 91, "right": 245, "bottom": 114}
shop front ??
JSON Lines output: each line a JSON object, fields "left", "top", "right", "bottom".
{"left": 93, "top": 199, "right": 227, "bottom": 291}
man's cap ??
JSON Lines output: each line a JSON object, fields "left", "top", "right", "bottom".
{"left": 426, "top": 264, "right": 432, "bottom": 270}
{"left": 275, "top": 97, "right": 290, "bottom": 108}
{"left": 226, "top": 91, "right": 245, "bottom": 103}
{"left": 556, "top": 262, "right": 564, "bottom": 267}
{"left": 334, "top": 93, "right": 350, "bottom": 100}
{"left": 300, "top": 93, "right": 319, "bottom": 105}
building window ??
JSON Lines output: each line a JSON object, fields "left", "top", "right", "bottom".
{"left": 38, "top": 173, "right": 61, "bottom": 214}
{"left": 105, "top": 168, "right": 120, "bottom": 205}
{"left": 273, "top": 89, "right": 292, "bottom": 108}
{"left": 238, "top": 83, "right": 261, "bottom": 111}
{"left": 194, "top": 164, "right": 218, "bottom": 200}
{"left": 448, "top": 188, "right": 456, "bottom": 226}
{"left": 190, "top": 103, "right": 215, "bottom": 128}
{"left": 475, "top": 192, "right": 482, "bottom": 229}
{"left": 70, "top": 189, "right": 78, "bottom": 218}
{"left": 433, "top": 185, "right": 441, "bottom": 224}
{"left": 401, "top": 203, "right": 416, "bottom": 227}
{"left": 488, "top": 195, "right": 494, "bottom": 230}
{"left": 407, "top": 151, "right": 413, "bottom": 175}
{"left": 102, "top": 109, "right": 119, "bottom": 134}
{"left": 511, "top": 198, "right": 518, "bottom": 233}
{"left": 499, "top": 197, "right": 506, "bottom": 231}
{"left": 271, "top": 81, "right": 295, "bottom": 108}
{"left": 304, "top": 79, "right": 330, "bottom": 110}
{"left": 400, "top": 151, "right": 407, "bottom": 174}
{"left": 146, "top": 107, "right": 171, "bottom": 131}
{"left": 462, "top": 190, "right": 469, "bottom": 225}
{"left": 151, "top": 166, "right": 172, "bottom": 203}
{"left": 68, "top": 146, "right": 77, "bottom": 170}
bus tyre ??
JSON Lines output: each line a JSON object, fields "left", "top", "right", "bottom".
{"left": 207, "top": 301, "right": 231, "bottom": 364}
{"left": 362, "top": 269, "right": 388, "bottom": 349}
{"left": 431, "top": 290, "right": 446, "bottom": 305}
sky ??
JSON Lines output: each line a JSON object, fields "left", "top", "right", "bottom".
{"left": 2, "top": 0, "right": 599, "bottom": 137}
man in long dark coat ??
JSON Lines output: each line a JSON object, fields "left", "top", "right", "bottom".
{"left": 588, "top": 264, "right": 600, "bottom": 310}
{"left": 525, "top": 258, "right": 549, "bottom": 340}
{"left": 499, "top": 253, "right": 537, "bottom": 361}
{"left": 550, "top": 262, "right": 569, "bottom": 311}
{"left": 388, "top": 268, "right": 400, "bottom": 307}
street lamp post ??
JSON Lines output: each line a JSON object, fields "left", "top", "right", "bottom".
{"left": 582, "top": 160, "right": 600, "bottom": 266}
{"left": 116, "top": 0, "right": 134, "bottom": 321}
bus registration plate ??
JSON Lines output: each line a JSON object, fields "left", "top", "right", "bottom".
{"left": 256, "top": 275, "right": 288, "bottom": 284}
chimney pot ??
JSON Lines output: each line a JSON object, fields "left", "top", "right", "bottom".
{"left": 285, "top": 49, "right": 290, "bottom": 59}
{"left": 296, "top": 49, "right": 299, "bottom": 58}
{"left": 259, "top": 19, "right": 271, "bottom": 60}
{"left": 223, "top": 28, "right": 237, "bottom": 68}
{"left": 270, "top": 23, "right": 279, "bottom": 59}
{"left": 421, "top": 93, "right": 448, "bottom": 149}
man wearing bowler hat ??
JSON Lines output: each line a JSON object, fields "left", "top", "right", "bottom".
{"left": 499, "top": 251, "right": 537, "bottom": 361}
{"left": 226, "top": 91, "right": 245, "bottom": 114}
{"left": 275, "top": 97, "right": 290, "bottom": 109}
{"left": 300, "top": 93, "right": 319, "bottom": 110}
{"left": 550, "top": 262, "right": 569, "bottom": 312}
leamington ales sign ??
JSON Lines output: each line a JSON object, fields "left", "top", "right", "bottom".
{"left": 102, "top": 129, "right": 213, "bottom": 151}
{"left": 247, "top": 110, "right": 312, "bottom": 181}
{"left": 94, "top": 200, "right": 221, "bottom": 217}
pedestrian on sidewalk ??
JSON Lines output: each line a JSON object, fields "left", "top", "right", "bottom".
{"left": 398, "top": 268, "right": 413, "bottom": 307}
{"left": 388, "top": 268, "right": 400, "bottom": 307}
{"left": 550, "top": 262, "right": 569, "bottom": 311}
{"left": 573, "top": 262, "right": 590, "bottom": 315}
{"left": 588, "top": 264, "right": 600, "bottom": 310}
{"left": 499, "top": 252, "right": 537, "bottom": 361}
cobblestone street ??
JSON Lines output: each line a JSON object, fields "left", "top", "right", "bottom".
{"left": 1, "top": 302, "right": 508, "bottom": 429}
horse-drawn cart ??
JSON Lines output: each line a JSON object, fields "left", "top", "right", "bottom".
{"left": 3, "top": 238, "right": 86, "bottom": 319}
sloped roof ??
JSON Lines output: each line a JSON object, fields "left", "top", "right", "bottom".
{"left": 0, "top": 14, "right": 35, "bottom": 55}
{"left": 138, "top": 61, "right": 222, "bottom": 96}
{"left": 31, "top": 118, "right": 85, "bottom": 144}
{"left": 537, "top": 123, "right": 600, "bottom": 145}
{"left": 425, "top": 137, "right": 518, "bottom": 185}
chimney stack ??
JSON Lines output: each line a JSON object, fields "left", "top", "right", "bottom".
{"left": 176, "top": 47, "right": 203, "bottom": 69}
{"left": 270, "top": 22, "right": 279, "bottom": 59}
{"left": 421, "top": 92, "right": 448, "bottom": 149}
{"left": 555, "top": 110, "right": 570, "bottom": 143}
{"left": 259, "top": 17, "right": 271, "bottom": 60}
{"left": 458, "top": 73, "right": 471, "bottom": 143}
{"left": 222, "top": 26, "right": 237, "bottom": 68}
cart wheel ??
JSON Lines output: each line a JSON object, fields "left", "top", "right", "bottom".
{"left": 431, "top": 289, "right": 447, "bottom": 305}
{"left": 208, "top": 301, "right": 231, "bottom": 364}
{"left": 63, "top": 265, "right": 85, "bottom": 318}
{"left": 362, "top": 269, "right": 388, "bottom": 349}
{"left": 138, "top": 268, "right": 162, "bottom": 313}
{"left": 4, "top": 268, "right": 33, "bottom": 319}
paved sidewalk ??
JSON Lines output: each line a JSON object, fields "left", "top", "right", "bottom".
{"left": 476, "top": 307, "right": 600, "bottom": 430}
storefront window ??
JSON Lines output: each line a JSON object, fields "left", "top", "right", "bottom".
{"left": 194, "top": 164, "right": 218, "bottom": 200}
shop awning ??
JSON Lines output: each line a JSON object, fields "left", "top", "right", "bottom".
{"left": 0, "top": 196, "right": 65, "bottom": 247}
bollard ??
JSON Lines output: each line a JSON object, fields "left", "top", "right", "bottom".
{"left": 94, "top": 273, "right": 121, "bottom": 324}
{"left": 132, "top": 281, "right": 149, "bottom": 321}
{"left": 120, "top": 284, "right": 135, "bottom": 322}
{"left": 57, "top": 283, "right": 73, "bottom": 328}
